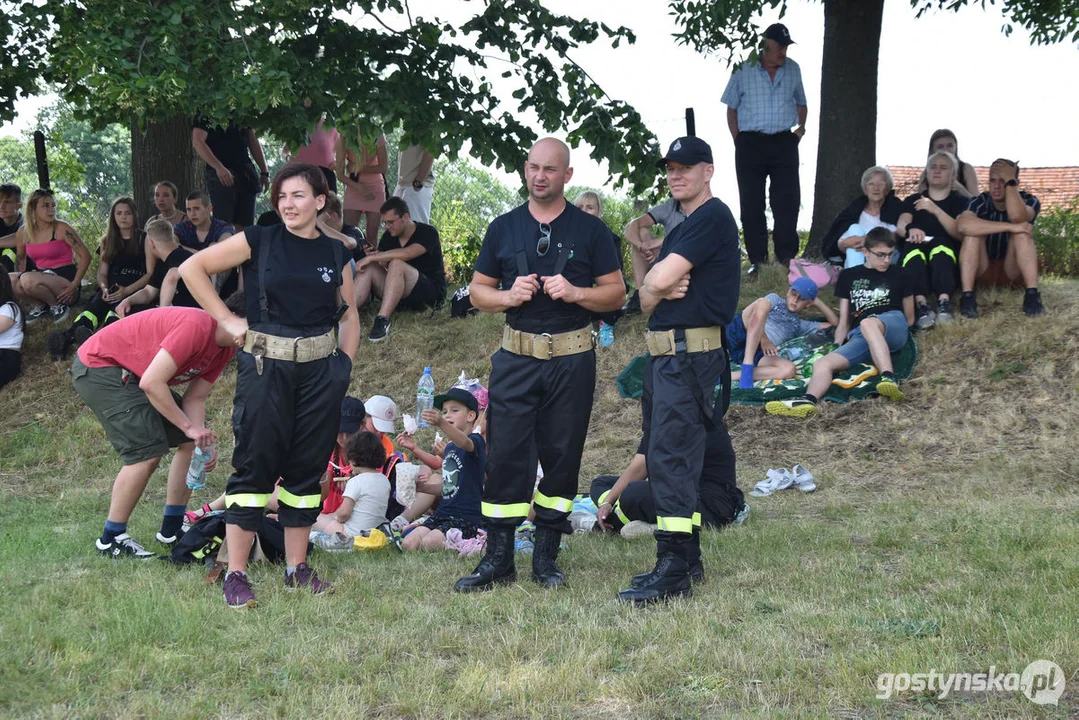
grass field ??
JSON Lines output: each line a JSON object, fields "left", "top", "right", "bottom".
{"left": 1, "top": 262, "right": 1076, "bottom": 718}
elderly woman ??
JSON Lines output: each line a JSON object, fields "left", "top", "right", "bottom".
{"left": 897, "top": 151, "right": 968, "bottom": 328}
{"left": 819, "top": 166, "right": 904, "bottom": 267}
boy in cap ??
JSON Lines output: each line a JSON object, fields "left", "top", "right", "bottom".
{"left": 401, "top": 387, "right": 486, "bottom": 551}
{"left": 730, "top": 276, "right": 839, "bottom": 388}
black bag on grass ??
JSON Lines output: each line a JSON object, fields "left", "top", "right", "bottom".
{"left": 162, "top": 514, "right": 226, "bottom": 565}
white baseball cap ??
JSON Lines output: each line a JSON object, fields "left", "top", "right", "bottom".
{"left": 364, "top": 395, "right": 398, "bottom": 433}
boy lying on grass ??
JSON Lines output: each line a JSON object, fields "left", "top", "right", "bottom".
{"left": 731, "top": 276, "right": 838, "bottom": 388}
{"left": 767, "top": 227, "right": 913, "bottom": 417}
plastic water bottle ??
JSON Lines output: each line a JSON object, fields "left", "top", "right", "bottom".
{"left": 186, "top": 445, "right": 214, "bottom": 490}
{"left": 416, "top": 367, "right": 435, "bottom": 426}
{"left": 598, "top": 321, "right": 615, "bottom": 348}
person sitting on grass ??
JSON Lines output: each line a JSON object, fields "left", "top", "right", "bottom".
{"left": 0, "top": 270, "right": 24, "bottom": 390}
{"left": 145, "top": 180, "right": 186, "bottom": 228}
{"left": 115, "top": 219, "right": 199, "bottom": 318}
{"left": 955, "top": 159, "right": 1043, "bottom": 318}
{"left": 730, "top": 276, "right": 839, "bottom": 388}
{"left": 311, "top": 431, "right": 390, "bottom": 538}
{"left": 767, "top": 227, "right": 912, "bottom": 417}
{"left": 353, "top": 196, "right": 447, "bottom": 342}
{"left": 0, "top": 183, "right": 24, "bottom": 272}
{"left": 400, "top": 388, "right": 486, "bottom": 552}
{"left": 317, "top": 396, "right": 368, "bottom": 518}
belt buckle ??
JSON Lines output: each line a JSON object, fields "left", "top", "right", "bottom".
{"left": 540, "top": 333, "right": 553, "bottom": 360}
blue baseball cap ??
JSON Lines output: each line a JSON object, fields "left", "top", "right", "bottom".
{"left": 339, "top": 396, "right": 366, "bottom": 433}
{"left": 790, "top": 277, "right": 818, "bottom": 301}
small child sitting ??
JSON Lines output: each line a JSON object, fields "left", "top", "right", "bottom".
{"left": 730, "top": 276, "right": 839, "bottom": 388}
{"left": 401, "top": 388, "right": 486, "bottom": 552}
{"left": 767, "top": 227, "right": 913, "bottom": 417}
{"left": 311, "top": 431, "right": 390, "bottom": 537}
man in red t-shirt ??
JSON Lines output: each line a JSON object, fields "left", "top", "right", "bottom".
{"left": 72, "top": 295, "right": 245, "bottom": 558}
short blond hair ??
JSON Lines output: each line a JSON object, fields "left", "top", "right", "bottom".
{"left": 145, "top": 218, "right": 177, "bottom": 242}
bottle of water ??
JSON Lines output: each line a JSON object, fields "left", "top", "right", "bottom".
{"left": 598, "top": 321, "right": 615, "bottom": 348}
{"left": 416, "top": 367, "right": 435, "bottom": 426}
{"left": 186, "top": 445, "right": 214, "bottom": 490}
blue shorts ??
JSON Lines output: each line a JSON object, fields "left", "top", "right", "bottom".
{"left": 834, "top": 310, "right": 908, "bottom": 366}
{"left": 724, "top": 316, "right": 764, "bottom": 365}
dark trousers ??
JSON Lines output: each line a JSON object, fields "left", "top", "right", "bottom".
{"left": 484, "top": 348, "right": 596, "bottom": 532}
{"left": 734, "top": 131, "right": 801, "bottom": 264}
{"left": 72, "top": 292, "right": 121, "bottom": 334}
{"left": 0, "top": 348, "right": 21, "bottom": 390}
{"left": 225, "top": 332, "right": 352, "bottom": 531}
{"left": 902, "top": 240, "right": 958, "bottom": 298}
{"left": 642, "top": 350, "right": 740, "bottom": 534}
{"left": 590, "top": 467, "right": 744, "bottom": 530}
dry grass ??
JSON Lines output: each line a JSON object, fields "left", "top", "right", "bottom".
{"left": 1, "top": 265, "right": 1077, "bottom": 718}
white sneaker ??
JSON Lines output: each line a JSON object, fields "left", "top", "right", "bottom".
{"left": 749, "top": 468, "right": 795, "bottom": 497}
{"left": 620, "top": 520, "right": 656, "bottom": 539}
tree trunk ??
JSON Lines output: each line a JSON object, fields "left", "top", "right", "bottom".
{"left": 806, "top": 0, "right": 884, "bottom": 258}
{"left": 130, "top": 115, "right": 202, "bottom": 224}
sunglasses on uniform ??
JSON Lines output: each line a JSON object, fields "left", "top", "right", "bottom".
{"left": 537, "top": 222, "right": 552, "bottom": 257}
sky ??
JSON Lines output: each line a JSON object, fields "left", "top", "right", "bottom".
{"left": 3, "top": 0, "right": 1077, "bottom": 228}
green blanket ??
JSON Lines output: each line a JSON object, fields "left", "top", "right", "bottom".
{"left": 615, "top": 334, "right": 919, "bottom": 406}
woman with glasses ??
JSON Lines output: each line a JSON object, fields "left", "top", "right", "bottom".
{"left": 352, "top": 196, "right": 446, "bottom": 342}
{"left": 818, "top": 166, "right": 904, "bottom": 267}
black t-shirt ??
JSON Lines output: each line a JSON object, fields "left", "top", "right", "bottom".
{"left": 834, "top": 264, "right": 912, "bottom": 324}
{"left": 901, "top": 191, "right": 967, "bottom": 245}
{"left": 102, "top": 230, "right": 148, "bottom": 286}
{"left": 0, "top": 212, "right": 22, "bottom": 237}
{"left": 242, "top": 224, "right": 346, "bottom": 333}
{"left": 967, "top": 191, "right": 1041, "bottom": 260}
{"left": 378, "top": 222, "right": 446, "bottom": 295}
{"left": 648, "top": 198, "right": 741, "bottom": 331}
{"left": 474, "top": 203, "right": 622, "bottom": 334}
{"left": 149, "top": 246, "right": 198, "bottom": 307}
{"left": 193, "top": 115, "right": 253, "bottom": 173}
{"left": 609, "top": 229, "right": 624, "bottom": 270}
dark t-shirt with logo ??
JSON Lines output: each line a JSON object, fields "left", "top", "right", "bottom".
{"left": 431, "top": 433, "right": 485, "bottom": 525}
{"left": 834, "top": 264, "right": 912, "bottom": 324}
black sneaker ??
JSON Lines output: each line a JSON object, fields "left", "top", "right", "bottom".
{"left": 47, "top": 330, "right": 71, "bottom": 361}
{"left": 915, "top": 301, "right": 935, "bottom": 330}
{"left": 622, "top": 290, "right": 641, "bottom": 316}
{"left": 746, "top": 263, "right": 760, "bottom": 280}
{"left": 936, "top": 297, "right": 953, "bottom": 322}
{"left": 959, "top": 292, "right": 978, "bottom": 319}
{"left": 1023, "top": 289, "right": 1045, "bottom": 317}
{"left": 368, "top": 315, "right": 390, "bottom": 342}
{"left": 96, "top": 533, "right": 155, "bottom": 559}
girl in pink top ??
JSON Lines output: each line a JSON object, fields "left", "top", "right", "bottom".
{"left": 13, "top": 189, "right": 91, "bottom": 323}
{"left": 285, "top": 116, "right": 341, "bottom": 195}
{"left": 336, "top": 131, "right": 388, "bottom": 243}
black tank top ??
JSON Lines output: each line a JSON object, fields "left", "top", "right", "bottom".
{"left": 242, "top": 225, "right": 345, "bottom": 333}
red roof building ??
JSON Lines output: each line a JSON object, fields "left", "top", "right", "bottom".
{"left": 888, "top": 166, "right": 1079, "bottom": 209}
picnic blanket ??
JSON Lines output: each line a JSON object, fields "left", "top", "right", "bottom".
{"left": 615, "top": 334, "right": 919, "bottom": 406}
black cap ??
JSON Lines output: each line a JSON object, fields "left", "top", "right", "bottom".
{"left": 339, "top": 396, "right": 366, "bottom": 433}
{"left": 657, "top": 136, "right": 713, "bottom": 169}
{"left": 433, "top": 387, "right": 479, "bottom": 414}
{"left": 763, "top": 23, "right": 794, "bottom": 46}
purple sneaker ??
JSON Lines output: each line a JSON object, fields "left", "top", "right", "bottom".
{"left": 223, "top": 571, "right": 258, "bottom": 609}
{"left": 285, "top": 562, "right": 334, "bottom": 595}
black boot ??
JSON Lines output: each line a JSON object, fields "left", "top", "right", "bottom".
{"left": 629, "top": 527, "right": 704, "bottom": 588}
{"left": 618, "top": 534, "right": 692, "bottom": 606}
{"left": 532, "top": 526, "right": 568, "bottom": 588}
{"left": 453, "top": 526, "right": 516, "bottom": 593}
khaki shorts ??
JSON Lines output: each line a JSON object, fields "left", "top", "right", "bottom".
{"left": 71, "top": 357, "right": 189, "bottom": 465}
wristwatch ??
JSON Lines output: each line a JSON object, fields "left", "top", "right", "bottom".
{"left": 1005, "top": 179, "right": 1018, "bottom": 187}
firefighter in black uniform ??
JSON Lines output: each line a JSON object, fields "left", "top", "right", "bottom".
{"left": 618, "top": 136, "right": 742, "bottom": 606}
{"left": 180, "top": 163, "right": 360, "bottom": 609}
{"left": 456, "top": 137, "right": 625, "bottom": 592}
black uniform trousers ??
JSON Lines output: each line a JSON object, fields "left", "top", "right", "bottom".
{"left": 225, "top": 324, "right": 352, "bottom": 532}
{"left": 902, "top": 239, "right": 958, "bottom": 298}
{"left": 72, "top": 291, "right": 122, "bottom": 334}
{"left": 590, "top": 465, "right": 743, "bottom": 530}
{"left": 642, "top": 348, "right": 739, "bottom": 534}
{"left": 484, "top": 347, "right": 596, "bottom": 533}
{"left": 734, "top": 130, "right": 801, "bottom": 264}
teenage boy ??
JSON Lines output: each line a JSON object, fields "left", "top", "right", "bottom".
{"left": 72, "top": 298, "right": 244, "bottom": 558}
{"left": 115, "top": 219, "right": 199, "bottom": 317}
{"left": 0, "top": 184, "right": 24, "bottom": 272}
{"left": 174, "top": 190, "right": 234, "bottom": 251}
{"left": 767, "top": 227, "right": 912, "bottom": 417}
{"left": 731, "top": 276, "right": 839, "bottom": 388}
{"left": 401, "top": 387, "right": 486, "bottom": 552}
